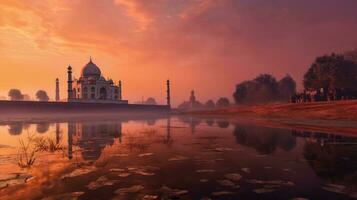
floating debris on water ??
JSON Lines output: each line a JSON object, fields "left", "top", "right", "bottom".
{"left": 196, "top": 169, "right": 215, "bottom": 173}
{"left": 253, "top": 188, "right": 275, "bottom": 194}
{"left": 142, "top": 194, "right": 159, "bottom": 200}
{"left": 217, "top": 179, "right": 235, "bottom": 187}
{"left": 246, "top": 179, "right": 295, "bottom": 187}
{"left": 115, "top": 185, "right": 145, "bottom": 194}
{"left": 86, "top": 176, "right": 117, "bottom": 190}
{"left": 61, "top": 166, "right": 96, "bottom": 179}
{"left": 212, "top": 147, "right": 234, "bottom": 152}
{"left": 0, "top": 173, "right": 33, "bottom": 189}
{"left": 110, "top": 168, "right": 126, "bottom": 172}
{"left": 113, "top": 153, "right": 129, "bottom": 157}
{"left": 241, "top": 168, "right": 251, "bottom": 173}
{"left": 127, "top": 167, "right": 138, "bottom": 171}
{"left": 168, "top": 155, "right": 189, "bottom": 161}
{"left": 211, "top": 191, "right": 236, "bottom": 196}
{"left": 138, "top": 153, "right": 154, "bottom": 157}
{"left": 159, "top": 185, "right": 189, "bottom": 197}
{"left": 117, "top": 172, "right": 131, "bottom": 178}
{"left": 224, "top": 173, "right": 242, "bottom": 182}
{"left": 42, "top": 191, "right": 85, "bottom": 200}
{"left": 264, "top": 166, "right": 272, "bottom": 169}
{"left": 322, "top": 184, "right": 347, "bottom": 194}
{"left": 263, "top": 184, "right": 281, "bottom": 189}
{"left": 134, "top": 170, "right": 155, "bottom": 176}
{"left": 217, "top": 179, "right": 239, "bottom": 188}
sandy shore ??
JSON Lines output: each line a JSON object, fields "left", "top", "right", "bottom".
{"left": 183, "top": 100, "right": 357, "bottom": 136}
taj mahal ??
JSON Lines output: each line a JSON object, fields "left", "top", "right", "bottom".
{"left": 56, "top": 57, "right": 171, "bottom": 107}
{"left": 65, "top": 57, "right": 128, "bottom": 104}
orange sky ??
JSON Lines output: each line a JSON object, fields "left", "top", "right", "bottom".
{"left": 1, "top": 0, "right": 357, "bottom": 106}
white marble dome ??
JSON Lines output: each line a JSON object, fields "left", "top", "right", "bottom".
{"left": 81, "top": 58, "right": 101, "bottom": 78}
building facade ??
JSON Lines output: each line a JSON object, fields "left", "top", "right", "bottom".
{"left": 67, "top": 58, "right": 128, "bottom": 104}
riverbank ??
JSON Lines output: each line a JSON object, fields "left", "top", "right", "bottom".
{"left": 184, "top": 100, "right": 357, "bottom": 136}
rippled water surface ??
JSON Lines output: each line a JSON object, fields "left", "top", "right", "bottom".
{"left": 0, "top": 116, "right": 356, "bottom": 200}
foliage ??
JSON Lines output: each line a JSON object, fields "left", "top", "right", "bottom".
{"left": 278, "top": 75, "right": 296, "bottom": 101}
{"left": 233, "top": 74, "right": 294, "bottom": 104}
{"left": 17, "top": 132, "right": 64, "bottom": 168}
{"left": 205, "top": 100, "right": 215, "bottom": 109}
{"left": 8, "top": 89, "right": 24, "bottom": 101}
{"left": 17, "top": 133, "right": 37, "bottom": 168}
{"left": 216, "top": 97, "right": 230, "bottom": 107}
{"left": 303, "top": 53, "right": 357, "bottom": 91}
{"left": 36, "top": 90, "right": 49, "bottom": 102}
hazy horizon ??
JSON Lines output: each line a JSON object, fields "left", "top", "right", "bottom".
{"left": 1, "top": 0, "right": 357, "bottom": 105}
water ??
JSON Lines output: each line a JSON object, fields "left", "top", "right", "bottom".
{"left": 0, "top": 115, "right": 356, "bottom": 199}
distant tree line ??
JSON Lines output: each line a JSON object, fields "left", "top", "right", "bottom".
{"left": 178, "top": 90, "right": 230, "bottom": 110}
{"left": 233, "top": 74, "right": 296, "bottom": 104}
{"left": 7, "top": 89, "right": 50, "bottom": 102}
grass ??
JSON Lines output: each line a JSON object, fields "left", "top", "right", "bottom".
{"left": 17, "top": 132, "right": 37, "bottom": 168}
{"left": 186, "top": 100, "right": 357, "bottom": 121}
{"left": 17, "top": 132, "right": 65, "bottom": 168}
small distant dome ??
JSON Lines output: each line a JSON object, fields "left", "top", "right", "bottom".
{"left": 81, "top": 57, "right": 101, "bottom": 78}
{"left": 98, "top": 76, "right": 106, "bottom": 81}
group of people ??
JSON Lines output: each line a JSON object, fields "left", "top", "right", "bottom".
{"left": 290, "top": 88, "right": 357, "bottom": 103}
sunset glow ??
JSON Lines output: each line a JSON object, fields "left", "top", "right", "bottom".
{"left": 1, "top": 0, "right": 357, "bottom": 105}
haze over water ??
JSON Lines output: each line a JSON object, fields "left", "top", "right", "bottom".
{"left": 0, "top": 115, "right": 356, "bottom": 199}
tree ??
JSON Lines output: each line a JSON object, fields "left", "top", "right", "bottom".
{"left": 344, "top": 48, "right": 357, "bottom": 64}
{"left": 36, "top": 90, "right": 49, "bottom": 102}
{"left": 278, "top": 75, "right": 296, "bottom": 101}
{"left": 204, "top": 100, "right": 215, "bottom": 109}
{"left": 253, "top": 74, "right": 279, "bottom": 102}
{"left": 303, "top": 53, "right": 357, "bottom": 92}
{"left": 216, "top": 97, "right": 230, "bottom": 107}
{"left": 233, "top": 81, "right": 250, "bottom": 104}
{"left": 8, "top": 89, "right": 24, "bottom": 101}
{"left": 145, "top": 97, "right": 157, "bottom": 105}
{"left": 233, "top": 74, "right": 284, "bottom": 104}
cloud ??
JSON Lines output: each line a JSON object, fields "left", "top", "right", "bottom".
{"left": 1, "top": 0, "right": 357, "bottom": 104}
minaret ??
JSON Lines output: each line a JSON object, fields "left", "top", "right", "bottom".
{"left": 118, "top": 80, "right": 122, "bottom": 100}
{"left": 189, "top": 90, "right": 195, "bottom": 108}
{"left": 166, "top": 80, "right": 171, "bottom": 108}
{"left": 55, "top": 78, "right": 60, "bottom": 101}
{"left": 67, "top": 65, "right": 73, "bottom": 101}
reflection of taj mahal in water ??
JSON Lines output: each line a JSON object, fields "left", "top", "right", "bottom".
{"left": 67, "top": 121, "right": 123, "bottom": 160}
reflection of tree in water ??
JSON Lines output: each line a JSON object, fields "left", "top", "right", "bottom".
{"left": 295, "top": 130, "right": 357, "bottom": 180}
{"left": 7, "top": 122, "right": 31, "bottom": 135}
{"left": 8, "top": 122, "right": 24, "bottom": 135}
{"left": 205, "top": 119, "right": 215, "bottom": 126}
{"left": 68, "top": 121, "right": 122, "bottom": 161}
{"left": 233, "top": 125, "right": 296, "bottom": 154}
{"left": 303, "top": 143, "right": 357, "bottom": 180}
{"left": 146, "top": 119, "right": 157, "bottom": 126}
{"left": 217, "top": 120, "right": 230, "bottom": 128}
{"left": 36, "top": 122, "right": 50, "bottom": 134}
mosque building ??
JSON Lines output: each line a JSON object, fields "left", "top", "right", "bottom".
{"left": 66, "top": 58, "right": 128, "bottom": 104}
